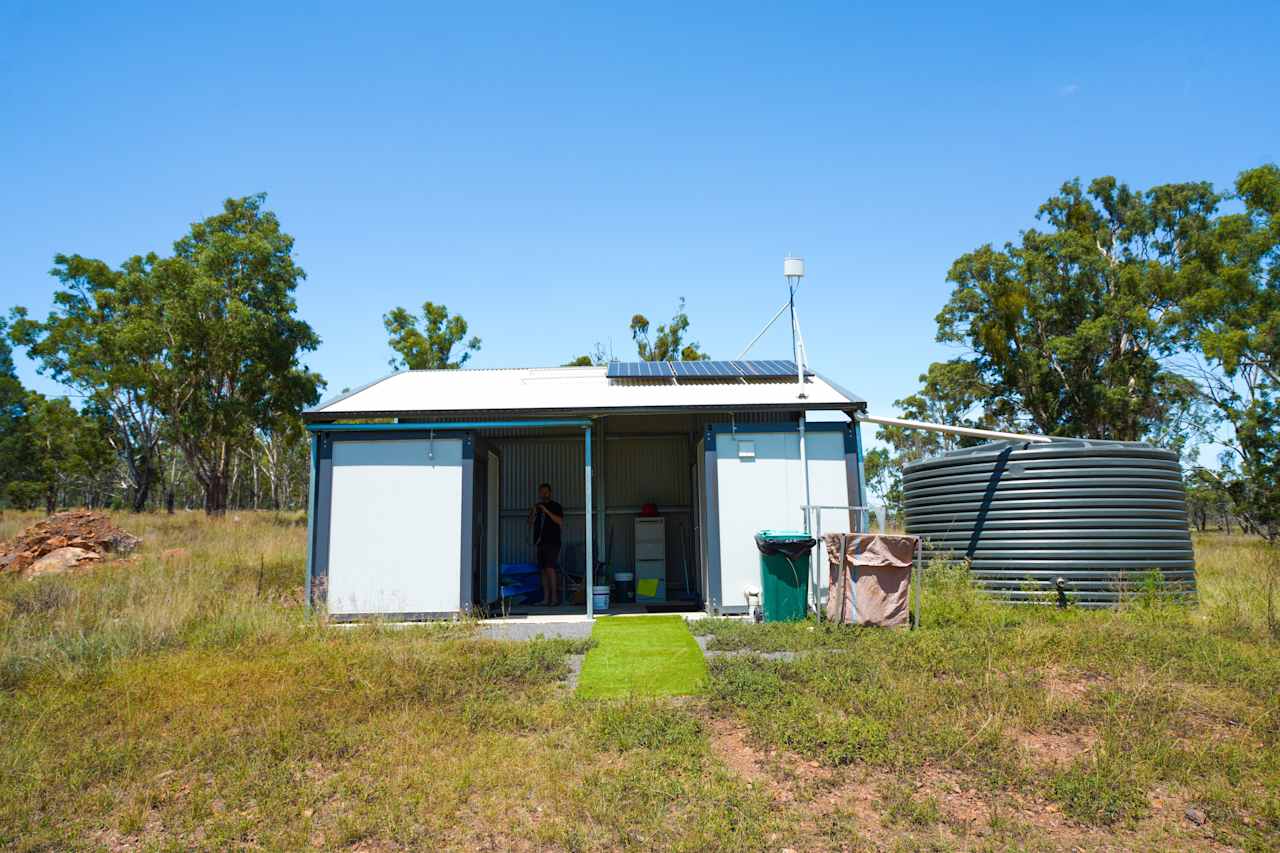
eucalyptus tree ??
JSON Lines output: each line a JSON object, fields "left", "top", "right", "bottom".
{"left": 0, "top": 320, "right": 36, "bottom": 505}
{"left": 10, "top": 255, "right": 167, "bottom": 510}
{"left": 20, "top": 393, "right": 114, "bottom": 513}
{"left": 936, "top": 175, "right": 1217, "bottom": 440}
{"left": 1170, "top": 164, "right": 1280, "bottom": 540}
{"left": 384, "top": 302, "right": 480, "bottom": 370}
{"left": 630, "top": 298, "right": 707, "bottom": 361}
{"left": 145, "top": 195, "right": 324, "bottom": 514}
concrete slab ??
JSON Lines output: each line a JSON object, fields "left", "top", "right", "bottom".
{"left": 479, "top": 620, "right": 595, "bottom": 641}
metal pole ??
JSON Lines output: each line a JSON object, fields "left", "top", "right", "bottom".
{"left": 598, "top": 416, "right": 607, "bottom": 564}
{"left": 798, "top": 414, "right": 815, "bottom": 615}
{"left": 585, "top": 424, "right": 594, "bottom": 619}
{"left": 736, "top": 300, "right": 791, "bottom": 360}
{"left": 813, "top": 510, "right": 823, "bottom": 617}
{"left": 788, "top": 277, "right": 798, "bottom": 374}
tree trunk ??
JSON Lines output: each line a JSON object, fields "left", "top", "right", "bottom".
{"left": 45, "top": 491, "right": 56, "bottom": 515}
{"left": 131, "top": 463, "right": 154, "bottom": 512}
{"left": 205, "top": 473, "right": 229, "bottom": 515}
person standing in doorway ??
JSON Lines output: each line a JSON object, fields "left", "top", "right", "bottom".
{"left": 528, "top": 482, "right": 564, "bottom": 606}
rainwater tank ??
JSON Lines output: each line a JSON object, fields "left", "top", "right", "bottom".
{"left": 901, "top": 439, "right": 1195, "bottom": 606}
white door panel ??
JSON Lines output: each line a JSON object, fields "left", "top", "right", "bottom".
{"left": 327, "top": 439, "right": 463, "bottom": 615}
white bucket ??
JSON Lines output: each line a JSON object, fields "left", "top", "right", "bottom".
{"left": 592, "top": 585, "right": 611, "bottom": 611}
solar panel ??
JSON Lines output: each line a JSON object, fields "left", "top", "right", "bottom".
{"left": 607, "top": 360, "right": 675, "bottom": 379}
{"left": 609, "top": 360, "right": 812, "bottom": 379}
{"left": 671, "top": 360, "right": 740, "bottom": 378}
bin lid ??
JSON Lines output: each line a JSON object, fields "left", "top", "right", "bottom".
{"left": 757, "top": 529, "right": 811, "bottom": 541}
{"left": 755, "top": 530, "right": 817, "bottom": 558}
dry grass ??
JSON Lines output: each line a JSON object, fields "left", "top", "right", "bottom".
{"left": 1, "top": 510, "right": 1277, "bottom": 850}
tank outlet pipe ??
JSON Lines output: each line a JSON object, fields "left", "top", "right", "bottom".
{"left": 855, "top": 414, "right": 1054, "bottom": 444}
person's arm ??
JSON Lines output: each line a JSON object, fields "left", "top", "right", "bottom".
{"left": 541, "top": 503, "right": 564, "bottom": 526}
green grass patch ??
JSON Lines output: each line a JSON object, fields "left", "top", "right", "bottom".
{"left": 1050, "top": 751, "right": 1151, "bottom": 826}
{"left": 1, "top": 512, "right": 1277, "bottom": 850}
{"left": 591, "top": 700, "right": 704, "bottom": 751}
{"left": 576, "top": 615, "right": 707, "bottom": 699}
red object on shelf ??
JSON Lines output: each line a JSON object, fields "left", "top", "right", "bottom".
{"left": 640, "top": 502, "right": 659, "bottom": 517}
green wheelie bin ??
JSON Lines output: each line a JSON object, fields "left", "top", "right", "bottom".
{"left": 754, "top": 530, "right": 818, "bottom": 622}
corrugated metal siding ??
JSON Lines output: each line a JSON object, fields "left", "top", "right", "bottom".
{"left": 605, "top": 436, "right": 690, "bottom": 507}
{"left": 490, "top": 429, "right": 699, "bottom": 594}
{"left": 497, "top": 436, "right": 586, "bottom": 510}
{"left": 494, "top": 436, "right": 587, "bottom": 570}
{"left": 703, "top": 411, "right": 801, "bottom": 424}
{"left": 602, "top": 434, "right": 695, "bottom": 593}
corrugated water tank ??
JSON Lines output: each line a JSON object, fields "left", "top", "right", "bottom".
{"left": 902, "top": 439, "right": 1195, "bottom": 606}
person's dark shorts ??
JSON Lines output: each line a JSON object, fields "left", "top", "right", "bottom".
{"left": 537, "top": 542, "right": 560, "bottom": 570}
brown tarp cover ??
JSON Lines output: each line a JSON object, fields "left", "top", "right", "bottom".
{"left": 824, "top": 533, "right": 919, "bottom": 627}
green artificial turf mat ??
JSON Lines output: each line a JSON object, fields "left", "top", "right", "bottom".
{"left": 576, "top": 615, "right": 707, "bottom": 699}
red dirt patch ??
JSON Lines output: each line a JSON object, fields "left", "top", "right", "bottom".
{"left": 1041, "top": 668, "right": 1110, "bottom": 704}
{"left": 1012, "top": 728, "right": 1100, "bottom": 765}
{"left": 706, "top": 717, "right": 773, "bottom": 789}
{"left": 704, "top": 710, "right": 1238, "bottom": 851}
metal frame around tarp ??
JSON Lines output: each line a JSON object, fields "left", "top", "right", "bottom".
{"left": 808, "top": 516, "right": 924, "bottom": 630}
{"left": 305, "top": 418, "right": 595, "bottom": 619}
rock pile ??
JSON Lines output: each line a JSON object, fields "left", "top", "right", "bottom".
{"left": 0, "top": 510, "right": 141, "bottom": 578}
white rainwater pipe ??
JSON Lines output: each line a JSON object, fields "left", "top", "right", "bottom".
{"left": 855, "top": 414, "right": 1054, "bottom": 444}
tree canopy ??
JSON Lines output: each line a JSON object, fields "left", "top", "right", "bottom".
{"left": 147, "top": 195, "right": 324, "bottom": 513}
{"left": 881, "top": 164, "right": 1279, "bottom": 540}
{"left": 384, "top": 302, "right": 480, "bottom": 370}
{"left": 1167, "top": 164, "right": 1280, "bottom": 539}
{"left": 937, "top": 175, "right": 1216, "bottom": 440}
{"left": 10, "top": 254, "right": 168, "bottom": 510}
{"left": 9, "top": 194, "right": 324, "bottom": 514}
{"left": 629, "top": 298, "right": 707, "bottom": 362}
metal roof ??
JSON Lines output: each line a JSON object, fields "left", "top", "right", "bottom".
{"left": 304, "top": 365, "right": 864, "bottom": 421}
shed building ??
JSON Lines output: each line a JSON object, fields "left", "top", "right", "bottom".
{"left": 301, "top": 361, "right": 868, "bottom": 620}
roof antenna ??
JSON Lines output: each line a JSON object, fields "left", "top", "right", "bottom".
{"left": 784, "top": 256, "right": 807, "bottom": 399}
{"left": 736, "top": 256, "right": 806, "bottom": 361}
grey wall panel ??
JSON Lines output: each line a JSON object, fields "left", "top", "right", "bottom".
{"left": 903, "top": 438, "right": 1196, "bottom": 607}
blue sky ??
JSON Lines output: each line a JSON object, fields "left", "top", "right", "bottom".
{"left": 2, "top": 2, "right": 1277, "bottom": 447}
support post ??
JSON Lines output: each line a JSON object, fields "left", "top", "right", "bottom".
{"left": 304, "top": 432, "right": 317, "bottom": 613}
{"left": 913, "top": 539, "right": 923, "bottom": 630}
{"left": 585, "top": 424, "right": 594, "bottom": 619}
{"left": 798, "top": 414, "right": 815, "bottom": 615}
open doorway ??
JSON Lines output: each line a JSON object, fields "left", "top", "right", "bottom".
{"left": 472, "top": 419, "right": 703, "bottom": 618}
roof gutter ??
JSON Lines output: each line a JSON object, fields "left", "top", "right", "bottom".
{"left": 306, "top": 418, "right": 593, "bottom": 432}
{"left": 302, "top": 401, "right": 865, "bottom": 423}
